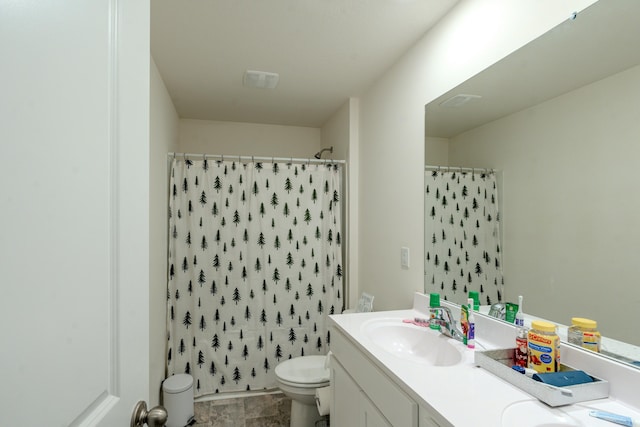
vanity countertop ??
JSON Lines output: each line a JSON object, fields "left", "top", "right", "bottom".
{"left": 329, "top": 296, "right": 640, "bottom": 427}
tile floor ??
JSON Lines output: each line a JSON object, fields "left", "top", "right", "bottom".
{"left": 193, "top": 392, "right": 292, "bottom": 427}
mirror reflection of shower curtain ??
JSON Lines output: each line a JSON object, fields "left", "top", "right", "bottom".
{"left": 424, "top": 170, "right": 504, "bottom": 306}
{"left": 167, "top": 158, "right": 343, "bottom": 396}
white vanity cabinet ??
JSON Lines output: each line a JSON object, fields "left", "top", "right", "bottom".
{"left": 330, "top": 326, "right": 419, "bottom": 426}
{"left": 330, "top": 326, "right": 452, "bottom": 427}
{"left": 419, "top": 408, "right": 447, "bottom": 427}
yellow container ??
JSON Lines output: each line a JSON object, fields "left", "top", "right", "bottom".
{"left": 568, "top": 317, "right": 601, "bottom": 353}
{"left": 527, "top": 320, "right": 560, "bottom": 373}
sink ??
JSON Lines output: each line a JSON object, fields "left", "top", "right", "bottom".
{"left": 501, "top": 401, "right": 583, "bottom": 427}
{"left": 362, "top": 318, "right": 463, "bottom": 366}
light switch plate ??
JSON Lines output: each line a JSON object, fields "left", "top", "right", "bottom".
{"left": 401, "top": 247, "right": 410, "bottom": 268}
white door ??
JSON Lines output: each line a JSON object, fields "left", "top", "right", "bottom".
{"left": 0, "top": 1, "right": 151, "bottom": 426}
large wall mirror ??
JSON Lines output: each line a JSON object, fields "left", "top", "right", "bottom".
{"left": 425, "top": 0, "right": 640, "bottom": 367}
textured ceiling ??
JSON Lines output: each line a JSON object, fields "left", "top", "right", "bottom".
{"left": 151, "top": 0, "right": 459, "bottom": 127}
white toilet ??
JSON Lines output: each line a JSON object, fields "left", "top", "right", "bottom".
{"left": 275, "top": 355, "right": 330, "bottom": 427}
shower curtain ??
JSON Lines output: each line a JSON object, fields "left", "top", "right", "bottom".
{"left": 167, "top": 158, "right": 343, "bottom": 396}
{"left": 424, "top": 169, "right": 504, "bottom": 306}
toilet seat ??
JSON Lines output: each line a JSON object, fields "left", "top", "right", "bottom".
{"left": 275, "top": 355, "right": 329, "bottom": 387}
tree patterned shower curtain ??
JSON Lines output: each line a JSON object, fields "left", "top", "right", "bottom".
{"left": 424, "top": 170, "right": 504, "bottom": 306}
{"left": 167, "top": 158, "right": 343, "bottom": 396}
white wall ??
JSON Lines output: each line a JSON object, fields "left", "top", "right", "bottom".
{"left": 149, "top": 58, "right": 179, "bottom": 405}
{"left": 357, "top": 0, "right": 596, "bottom": 311}
{"left": 425, "top": 136, "right": 449, "bottom": 166}
{"left": 321, "top": 98, "right": 359, "bottom": 307}
{"left": 321, "top": 100, "right": 350, "bottom": 160}
{"left": 178, "top": 119, "right": 321, "bottom": 158}
{"left": 448, "top": 64, "right": 640, "bottom": 345}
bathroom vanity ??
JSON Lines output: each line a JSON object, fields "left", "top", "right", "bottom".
{"left": 328, "top": 293, "right": 640, "bottom": 426}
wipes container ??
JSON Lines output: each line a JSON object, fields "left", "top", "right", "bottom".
{"left": 528, "top": 321, "right": 560, "bottom": 373}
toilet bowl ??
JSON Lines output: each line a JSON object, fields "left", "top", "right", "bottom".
{"left": 275, "top": 355, "right": 330, "bottom": 427}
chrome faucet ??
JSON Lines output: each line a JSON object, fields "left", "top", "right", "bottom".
{"left": 428, "top": 306, "right": 466, "bottom": 342}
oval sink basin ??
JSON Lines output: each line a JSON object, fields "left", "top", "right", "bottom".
{"left": 501, "top": 401, "right": 583, "bottom": 427}
{"left": 362, "top": 319, "right": 463, "bottom": 366}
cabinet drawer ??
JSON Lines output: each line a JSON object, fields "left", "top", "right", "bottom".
{"left": 332, "top": 327, "right": 418, "bottom": 427}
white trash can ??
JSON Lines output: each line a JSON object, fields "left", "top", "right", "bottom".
{"left": 163, "top": 374, "right": 194, "bottom": 427}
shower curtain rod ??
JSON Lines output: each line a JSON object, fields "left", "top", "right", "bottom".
{"left": 168, "top": 152, "right": 346, "bottom": 165}
{"left": 425, "top": 164, "right": 496, "bottom": 173}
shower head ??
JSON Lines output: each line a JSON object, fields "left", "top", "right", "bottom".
{"left": 314, "top": 146, "right": 333, "bottom": 159}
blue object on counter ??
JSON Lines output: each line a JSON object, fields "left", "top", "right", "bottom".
{"left": 531, "top": 370, "right": 594, "bottom": 387}
{"left": 589, "top": 410, "right": 639, "bottom": 427}
{"left": 511, "top": 365, "right": 536, "bottom": 377}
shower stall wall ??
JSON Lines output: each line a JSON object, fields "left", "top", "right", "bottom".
{"left": 167, "top": 157, "right": 344, "bottom": 396}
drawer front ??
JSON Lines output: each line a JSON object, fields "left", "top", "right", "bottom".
{"left": 332, "top": 327, "right": 418, "bottom": 427}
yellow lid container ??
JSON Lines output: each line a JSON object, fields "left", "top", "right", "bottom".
{"left": 528, "top": 321, "right": 560, "bottom": 373}
{"left": 571, "top": 317, "right": 597, "bottom": 329}
{"left": 531, "top": 320, "right": 556, "bottom": 333}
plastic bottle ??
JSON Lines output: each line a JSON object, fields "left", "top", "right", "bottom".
{"left": 460, "top": 301, "right": 469, "bottom": 345}
{"left": 568, "top": 317, "right": 601, "bottom": 353}
{"left": 528, "top": 320, "right": 560, "bottom": 373}
{"left": 514, "top": 295, "right": 528, "bottom": 368}
{"left": 467, "top": 298, "right": 475, "bottom": 349}
{"left": 468, "top": 291, "right": 480, "bottom": 311}
{"left": 429, "top": 293, "right": 441, "bottom": 330}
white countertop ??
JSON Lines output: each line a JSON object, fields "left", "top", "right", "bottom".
{"left": 329, "top": 296, "right": 640, "bottom": 427}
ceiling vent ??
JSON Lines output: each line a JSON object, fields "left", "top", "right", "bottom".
{"left": 243, "top": 70, "right": 279, "bottom": 89}
{"left": 439, "top": 94, "right": 482, "bottom": 108}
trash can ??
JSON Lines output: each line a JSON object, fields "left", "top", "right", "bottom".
{"left": 163, "top": 374, "right": 194, "bottom": 427}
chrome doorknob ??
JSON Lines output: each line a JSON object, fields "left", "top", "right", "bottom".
{"left": 131, "top": 400, "right": 168, "bottom": 427}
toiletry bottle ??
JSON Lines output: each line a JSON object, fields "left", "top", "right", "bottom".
{"left": 460, "top": 302, "right": 469, "bottom": 345}
{"left": 467, "top": 298, "right": 475, "bottom": 349}
{"left": 468, "top": 291, "right": 480, "bottom": 311}
{"left": 429, "top": 293, "right": 441, "bottom": 330}
{"left": 528, "top": 320, "right": 560, "bottom": 373}
{"left": 514, "top": 295, "right": 528, "bottom": 368}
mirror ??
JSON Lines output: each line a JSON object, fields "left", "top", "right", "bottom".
{"left": 424, "top": 0, "right": 640, "bottom": 367}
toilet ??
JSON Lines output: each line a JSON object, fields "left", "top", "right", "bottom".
{"left": 275, "top": 355, "right": 330, "bottom": 427}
